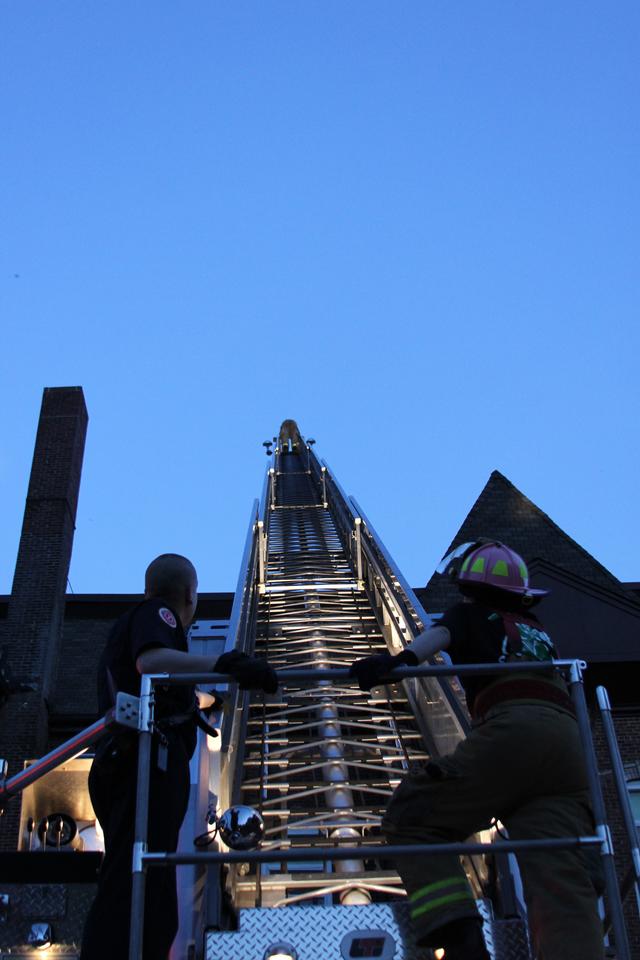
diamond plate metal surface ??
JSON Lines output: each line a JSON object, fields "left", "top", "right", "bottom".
{"left": 0, "top": 884, "right": 95, "bottom": 957}
{"left": 491, "top": 918, "right": 533, "bottom": 960}
{"left": 19, "top": 884, "right": 67, "bottom": 919}
{"left": 205, "top": 902, "right": 532, "bottom": 960}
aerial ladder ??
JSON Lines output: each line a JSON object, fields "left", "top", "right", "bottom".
{"left": 169, "top": 423, "right": 632, "bottom": 960}
{"left": 1, "top": 422, "right": 637, "bottom": 960}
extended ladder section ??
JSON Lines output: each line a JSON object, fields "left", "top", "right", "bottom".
{"left": 206, "top": 430, "right": 516, "bottom": 958}
{"left": 240, "top": 450, "right": 433, "bottom": 908}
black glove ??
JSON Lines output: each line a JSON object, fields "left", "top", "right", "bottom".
{"left": 214, "top": 651, "right": 278, "bottom": 694}
{"left": 349, "top": 649, "right": 418, "bottom": 691}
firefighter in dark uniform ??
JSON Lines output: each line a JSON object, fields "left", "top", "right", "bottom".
{"left": 349, "top": 541, "right": 603, "bottom": 960}
{"left": 80, "top": 553, "right": 278, "bottom": 960}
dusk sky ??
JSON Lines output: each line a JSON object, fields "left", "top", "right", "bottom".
{"left": 2, "top": 2, "right": 638, "bottom": 596}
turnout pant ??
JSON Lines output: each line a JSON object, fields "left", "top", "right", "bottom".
{"left": 80, "top": 733, "right": 191, "bottom": 960}
{"left": 382, "top": 702, "right": 604, "bottom": 960}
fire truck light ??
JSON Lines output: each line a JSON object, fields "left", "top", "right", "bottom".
{"left": 263, "top": 943, "right": 298, "bottom": 960}
{"left": 27, "top": 922, "right": 53, "bottom": 950}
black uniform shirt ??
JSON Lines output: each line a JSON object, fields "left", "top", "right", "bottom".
{"left": 438, "top": 600, "right": 554, "bottom": 713}
{"left": 97, "top": 598, "right": 197, "bottom": 755}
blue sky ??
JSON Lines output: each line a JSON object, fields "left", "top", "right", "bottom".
{"left": 1, "top": 2, "right": 639, "bottom": 595}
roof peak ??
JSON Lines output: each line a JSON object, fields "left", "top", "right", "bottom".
{"left": 438, "top": 469, "right": 628, "bottom": 597}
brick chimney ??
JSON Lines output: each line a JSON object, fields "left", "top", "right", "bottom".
{"left": 0, "top": 387, "right": 88, "bottom": 849}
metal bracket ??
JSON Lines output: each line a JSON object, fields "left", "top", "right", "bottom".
{"left": 353, "top": 517, "right": 364, "bottom": 590}
{"left": 269, "top": 468, "right": 276, "bottom": 510}
{"left": 257, "top": 519, "right": 267, "bottom": 593}
{"left": 115, "top": 692, "right": 142, "bottom": 730}
{"left": 597, "top": 686, "right": 611, "bottom": 711}
{"left": 569, "top": 659, "right": 586, "bottom": 684}
{"left": 596, "top": 823, "right": 614, "bottom": 857}
{"left": 132, "top": 840, "right": 148, "bottom": 874}
{"left": 138, "top": 676, "right": 156, "bottom": 733}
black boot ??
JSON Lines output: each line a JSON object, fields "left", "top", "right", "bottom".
{"left": 423, "top": 917, "right": 490, "bottom": 960}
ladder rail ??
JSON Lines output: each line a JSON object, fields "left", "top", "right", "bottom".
{"left": 570, "top": 671, "right": 632, "bottom": 959}
{"left": 0, "top": 712, "right": 115, "bottom": 808}
{"left": 219, "top": 498, "right": 261, "bottom": 756}
{"left": 597, "top": 685, "right": 640, "bottom": 919}
{"left": 314, "top": 449, "right": 469, "bottom": 744}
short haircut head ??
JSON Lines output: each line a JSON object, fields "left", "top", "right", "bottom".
{"left": 145, "top": 554, "right": 197, "bottom": 606}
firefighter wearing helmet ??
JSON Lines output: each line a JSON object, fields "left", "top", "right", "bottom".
{"left": 350, "top": 541, "right": 603, "bottom": 960}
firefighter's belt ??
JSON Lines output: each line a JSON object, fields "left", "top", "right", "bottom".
{"left": 472, "top": 678, "right": 576, "bottom": 721}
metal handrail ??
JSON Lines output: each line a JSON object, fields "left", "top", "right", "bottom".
{"left": 349, "top": 495, "right": 431, "bottom": 634}
{"left": 317, "top": 456, "right": 357, "bottom": 524}
{"left": 311, "top": 451, "right": 469, "bottom": 740}
{"left": 597, "top": 686, "right": 640, "bottom": 919}
{"left": 133, "top": 660, "right": 587, "bottom": 686}
{"left": 259, "top": 459, "right": 272, "bottom": 523}
{"left": 0, "top": 712, "right": 115, "bottom": 808}
{"left": 128, "top": 659, "right": 631, "bottom": 960}
{"left": 148, "top": 835, "right": 602, "bottom": 866}
{"left": 225, "top": 498, "right": 260, "bottom": 658}
{"left": 219, "top": 498, "right": 261, "bottom": 760}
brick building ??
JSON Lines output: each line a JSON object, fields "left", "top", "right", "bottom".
{"left": 0, "top": 388, "right": 638, "bottom": 957}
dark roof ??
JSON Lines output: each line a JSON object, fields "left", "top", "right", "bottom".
{"left": 418, "top": 470, "right": 640, "bottom": 671}
{"left": 422, "top": 470, "right": 635, "bottom": 611}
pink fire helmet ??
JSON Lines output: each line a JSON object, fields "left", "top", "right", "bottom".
{"left": 438, "top": 540, "right": 549, "bottom": 599}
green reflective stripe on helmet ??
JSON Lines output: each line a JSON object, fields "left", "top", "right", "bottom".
{"left": 409, "top": 876, "right": 468, "bottom": 903}
{"left": 461, "top": 554, "right": 472, "bottom": 573}
{"left": 410, "top": 890, "right": 474, "bottom": 920}
{"left": 491, "top": 560, "right": 509, "bottom": 577}
{"left": 470, "top": 557, "right": 485, "bottom": 574}
{"left": 519, "top": 562, "right": 528, "bottom": 581}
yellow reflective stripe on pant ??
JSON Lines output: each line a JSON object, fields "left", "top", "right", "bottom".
{"left": 409, "top": 877, "right": 473, "bottom": 920}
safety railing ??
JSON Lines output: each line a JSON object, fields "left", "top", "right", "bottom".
{"left": 0, "top": 662, "right": 632, "bottom": 959}
{"left": 0, "top": 693, "right": 140, "bottom": 809}
{"left": 220, "top": 498, "right": 260, "bottom": 738}
{"left": 348, "top": 493, "right": 470, "bottom": 739}
{"left": 308, "top": 447, "right": 469, "bottom": 750}
{"left": 127, "top": 659, "right": 631, "bottom": 960}
{"left": 597, "top": 686, "right": 640, "bottom": 923}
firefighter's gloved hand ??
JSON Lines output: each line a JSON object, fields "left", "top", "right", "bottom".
{"left": 214, "top": 651, "right": 278, "bottom": 694}
{"left": 349, "top": 649, "right": 419, "bottom": 691}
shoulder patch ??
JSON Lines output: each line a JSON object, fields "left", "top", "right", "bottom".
{"left": 159, "top": 607, "right": 177, "bottom": 628}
